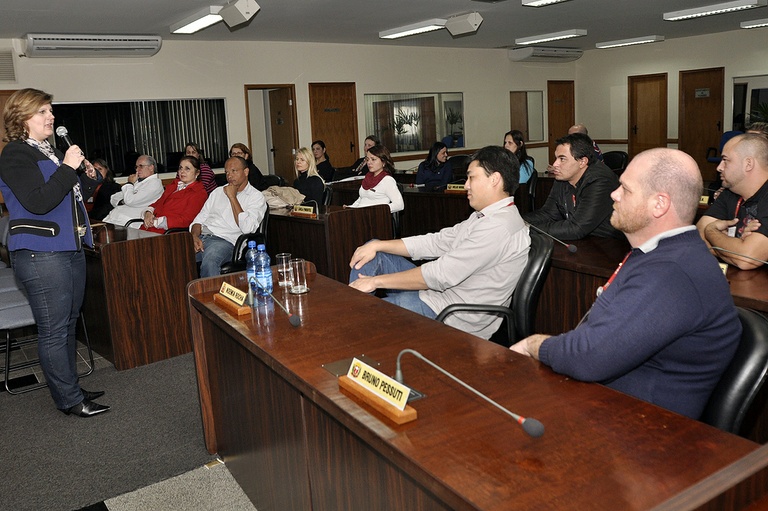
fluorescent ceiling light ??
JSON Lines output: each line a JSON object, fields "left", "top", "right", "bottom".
{"left": 741, "top": 17, "right": 768, "bottom": 27}
{"left": 596, "top": 35, "right": 665, "bottom": 49}
{"left": 522, "top": 0, "right": 571, "bottom": 6}
{"left": 515, "top": 29, "right": 586, "bottom": 45}
{"left": 379, "top": 19, "right": 447, "bottom": 39}
{"left": 663, "top": 0, "right": 767, "bottom": 21}
{"left": 171, "top": 6, "right": 223, "bottom": 34}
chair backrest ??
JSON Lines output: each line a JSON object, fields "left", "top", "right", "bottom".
{"left": 706, "top": 130, "right": 743, "bottom": 163}
{"left": 511, "top": 229, "right": 554, "bottom": 341}
{"left": 526, "top": 169, "right": 538, "bottom": 213}
{"left": 322, "top": 186, "right": 333, "bottom": 206}
{"left": 602, "top": 151, "right": 629, "bottom": 175}
{"left": 448, "top": 154, "right": 471, "bottom": 180}
{"left": 700, "top": 307, "right": 768, "bottom": 436}
{"left": 231, "top": 205, "right": 270, "bottom": 263}
{"left": 262, "top": 174, "right": 286, "bottom": 188}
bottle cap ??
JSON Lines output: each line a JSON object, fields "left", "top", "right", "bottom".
{"left": 248, "top": 241, "right": 257, "bottom": 248}
{"left": 257, "top": 244, "right": 266, "bottom": 251}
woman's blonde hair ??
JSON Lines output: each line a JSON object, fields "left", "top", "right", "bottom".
{"left": 3, "top": 88, "right": 53, "bottom": 142}
{"left": 295, "top": 147, "right": 324, "bottom": 183}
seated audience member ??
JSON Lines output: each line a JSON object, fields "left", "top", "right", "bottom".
{"left": 190, "top": 156, "right": 267, "bottom": 278}
{"left": 346, "top": 135, "right": 379, "bottom": 177}
{"left": 292, "top": 147, "right": 325, "bottom": 206}
{"left": 697, "top": 133, "right": 768, "bottom": 270}
{"left": 349, "top": 144, "right": 404, "bottom": 213}
{"left": 349, "top": 146, "right": 530, "bottom": 339}
{"left": 312, "top": 140, "right": 335, "bottom": 182}
{"left": 416, "top": 142, "right": 453, "bottom": 191}
{"left": 140, "top": 155, "right": 208, "bottom": 233}
{"left": 184, "top": 142, "right": 216, "bottom": 194}
{"left": 569, "top": 123, "right": 603, "bottom": 161}
{"left": 88, "top": 158, "right": 122, "bottom": 221}
{"left": 748, "top": 121, "right": 768, "bottom": 137}
{"left": 512, "top": 148, "right": 741, "bottom": 420}
{"left": 103, "top": 154, "right": 164, "bottom": 227}
{"left": 523, "top": 133, "right": 622, "bottom": 240}
{"left": 230, "top": 142, "right": 266, "bottom": 190}
{"left": 503, "top": 130, "right": 535, "bottom": 184}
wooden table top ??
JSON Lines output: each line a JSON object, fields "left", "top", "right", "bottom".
{"left": 189, "top": 272, "right": 759, "bottom": 511}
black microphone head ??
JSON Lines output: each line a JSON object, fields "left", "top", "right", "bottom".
{"left": 567, "top": 244, "right": 577, "bottom": 254}
{"left": 288, "top": 314, "right": 301, "bottom": 327}
{"left": 55, "top": 126, "right": 68, "bottom": 137}
{"left": 521, "top": 418, "right": 545, "bottom": 438}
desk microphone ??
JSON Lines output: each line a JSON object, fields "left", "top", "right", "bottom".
{"left": 394, "top": 349, "right": 544, "bottom": 438}
{"left": 710, "top": 246, "right": 768, "bottom": 266}
{"left": 55, "top": 126, "right": 86, "bottom": 172}
{"left": 251, "top": 278, "right": 301, "bottom": 327}
{"left": 525, "top": 222, "right": 577, "bottom": 253}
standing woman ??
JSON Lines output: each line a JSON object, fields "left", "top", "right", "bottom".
{"left": 0, "top": 88, "right": 109, "bottom": 417}
{"left": 292, "top": 147, "right": 325, "bottom": 205}
{"left": 312, "top": 140, "right": 335, "bottom": 182}
{"left": 503, "top": 130, "right": 534, "bottom": 184}
{"left": 350, "top": 144, "right": 404, "bottom": 213}
{"left": 141, "top": 155, "right": 208, "bottom": 233}
{"left": 416, "top": 141, "right": 453, "bottom": 191}
{"left": 184, "top": 142, "right": 217, "bottom": 194}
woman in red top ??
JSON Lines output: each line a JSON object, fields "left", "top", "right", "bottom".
{"left": 141, "top": 155, "right": 207, "bottom": 233}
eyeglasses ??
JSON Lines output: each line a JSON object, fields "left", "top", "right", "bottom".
{"left": 135, "top": 163, "right": 151, "bottom": 169}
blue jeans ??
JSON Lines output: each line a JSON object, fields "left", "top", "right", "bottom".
{"left": 12, "top": 250, "right": 85, "bottom": 410}
{"left": 196, "top": 234, "right": 234, "bottom": 278}
{"left": 349, "top": 251, "right": 437, "bottom": 319}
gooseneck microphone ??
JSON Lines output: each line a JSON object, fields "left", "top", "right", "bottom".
{"left": 395, "top": 349, "right": 544, "bottom": 438}
{"left": 55, "top": 126, "right": 86, "bottom": 172}
{"left": 252, "top": 278, "right": 301, "bottom": 327}
{"left": 710, "top": 246, "right": 768, "bottom": 267}
{"left": 525, "top": 222, "right": 577, "bottom": 253}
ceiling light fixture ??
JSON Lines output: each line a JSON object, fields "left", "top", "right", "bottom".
{"left": 445, "top": 12, "right": 484, "bottom": 36}
{"left": 596, "top": 35, "right": 665, "bottom": 49}
{"left": 515, "top": 29, "right": 586, "bottom": 45}
{"left": 379, "top": 19, "right": 447, "bottom": 39}
{"left": 741, "top": 17, "right": 768, "bottom": 27}
{"left": 522, "top": 0, "right": 571, "bottom": 7}
{"left": 170, "top": 6, "right": 223, "bottom": 34}
{"left": 663, "top": 0, "right": 767, "bottom": 21}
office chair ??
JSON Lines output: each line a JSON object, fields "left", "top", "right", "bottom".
{"left": 602, "top": 151, "right": 629, "bottom": 176}
{"left": 261, "top": 175, "right": 286, "bottom": 188}
{"left": 447, "top": 155, "right": 471, "bottom": 181}
{"left": 526, "top": 169, "right": 538, "bottom": 213}
{"left": 435, "top": 229, "right": 554, "bottom": 347}
{"left": 700, "top": 307, "right": 768, "bottom": 438}
{"left": 706, "top": 130, "right": 743, "bottom": 164}
{"left": 322, "top": 186, "right": 333, "bottom": 206}
{"left": 220, "top": 205, "right": 270, "bottom": 274}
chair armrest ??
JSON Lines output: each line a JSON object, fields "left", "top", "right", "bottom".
{"left": 124, "top": 219, "right": 143, "bottom": 228}
{"left": 435, "top": 304, "right": 515, "bottom": 342}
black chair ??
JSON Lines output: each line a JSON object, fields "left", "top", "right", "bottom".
{"left": 700, "top": 307, "right": 768, "bottom": 437}
{"left": 602, "top": 151, "right": 629, "bottom": 176}
{"left": 322, "top": 186, "right": 333, "bottom": 206}
{"left": 706, "top": 130, "right": 743, "bottom": 164}
{"left": 526, "top": 169, "right": 538, "bottom": 213}
{"left": 448, "top": 154, "right": 471, "bottom": 181}
{"left": 261, "top": 174, "right": 286, "bottom": 188}
{"left": 435, "top": 229, "right": 554, "bottom": 346}
{"left": 220, "top": 205, "right": 270, "bottom": 274}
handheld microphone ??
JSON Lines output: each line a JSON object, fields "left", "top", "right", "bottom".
{"left": 55, "top": 126, "right": 86, "bottom": 172}
{"left": 525, "top": 222, "right": 577, "bottom": 253}
{"left": 251, "top": 278, "right": 301, "bottom": 327}
{"left": 395, "top": 349, "right": 544, "bottom": 438}
{"left": 710, "top": 246, "right": 768, "bottom": 267}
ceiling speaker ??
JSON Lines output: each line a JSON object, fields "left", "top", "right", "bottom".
{"left": 220, "top": 0, "right": 260, "bottom": 28}
{"left": 445, "top": 12, "right": 483, "bottom": 36}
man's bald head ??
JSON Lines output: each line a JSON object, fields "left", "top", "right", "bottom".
{"left": 568, "top": 124, "right": 588, "bottom": 135}
{"left": 637, "top": 148, "right": 702, "bottom": 224}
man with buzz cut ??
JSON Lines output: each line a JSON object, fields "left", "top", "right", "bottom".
{"left": 348, "top": 145, "right": 530, "bottom": 340}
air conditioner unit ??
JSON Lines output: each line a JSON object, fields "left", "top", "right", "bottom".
{"left": 508, "top": 47, "right": 583, "bottom": 62}
{"left": 22, "top": 34, "right": 162, "bottom": 58}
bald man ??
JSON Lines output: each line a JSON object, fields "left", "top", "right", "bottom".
{"left": 512, "top": 148, "right": 741, "bottom": 419}
{"left": 697, "top": 133, "right": 768, "bottom": 270}
{"left": 568, "top": 123, "right": 603, "bottom": 161}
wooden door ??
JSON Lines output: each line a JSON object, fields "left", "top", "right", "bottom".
{"left": 510, "top": 91, "right": 528, "bottom": 138}
{"left": 268, "top": 87, "right": 299, "bottom": 184}
{"left": 628, "top": 74, "right": 667, "bottom": 158}
{"left": 679, "top": 67, "right": 724, "bottom": 182}
{"left": 547, "top": 81, "right": 574, "bottom": 164}
{"left": 308, "top": 83, "right": 359, "bottom": 169}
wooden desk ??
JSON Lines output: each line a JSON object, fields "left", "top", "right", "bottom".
{"left": 83, "top": 224, "right": 197, "bottom": 370}
{"left": 266, "top": 204, "right": 392, "bottom": 283}
{"left": 188, "top": 273, "right": 765, "bottom": 510}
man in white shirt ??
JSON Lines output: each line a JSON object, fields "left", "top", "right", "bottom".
{"left": 190, "top": 156, "right": 267, "bottom": 277}
{"left": 103, "top": 155, "right": 164, "bottom": 227}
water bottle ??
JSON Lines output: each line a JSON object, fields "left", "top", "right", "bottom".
{"left": 255, "top": 243, "right": 273, "bottom": 297}
{"left": 245, "top": 241, "right": 260, "bottom": 303}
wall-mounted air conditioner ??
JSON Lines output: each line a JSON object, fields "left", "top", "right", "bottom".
{"left": 22, "top": 34, "right": 162, "bottom": 58}
{"left": 508, "top": 47, "right": 583, "bottom": 62}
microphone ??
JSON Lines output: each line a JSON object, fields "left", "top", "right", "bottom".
{"left": 525, "top": 222, "right": 577, "bottom": 253}
{"left": 251, "top": 278, "right": 301, "bottom": 327}
{"left": 55, "top": 126, "right": 86, "bottom": 172}
{"left": 710, "top": 246, "right": 768, "bottom": 267}
{"left": 395, "top": 349, "right": 544, "bottom": 438}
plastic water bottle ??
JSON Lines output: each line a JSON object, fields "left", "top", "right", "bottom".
{"left": 255, "top": 243, "right": 273, "bottom": 297}
{"left": 245, "top": 241, "right": 260, "bottom": 303}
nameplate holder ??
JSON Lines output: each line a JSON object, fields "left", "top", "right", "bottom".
{"left": 212, "top": 282, "right": 251, "bottom": 316}
{"left": 446, "top": 183, "right": 466, "bottom": 193}
{"left": 699, "top": 195, "right": 710, "bottom": 206}
{"left": 290, "top": 204, "right": 317, "bottom": 218}
{"left": 338, "top": 357, "right": 417, "bottom": 425}
{"left": 719, "top": 262, "right": 729, "bottom": 276}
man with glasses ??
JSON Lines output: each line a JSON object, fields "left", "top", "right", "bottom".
{"left": 103, "top": 154, "right": 164, "bottom": 227}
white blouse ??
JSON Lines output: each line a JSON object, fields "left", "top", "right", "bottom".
{"left": 350, "top": 175, "right": 404, "bottom": 212}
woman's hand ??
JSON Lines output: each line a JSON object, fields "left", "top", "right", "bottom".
{"left": 63, "top": 145, "right": 85, "bottom": 171}
{"left": 143, "top": 210, "right": 155, "bottom": 228}
{"left": 83, "top": 159, "right": 97, "bottom": 180}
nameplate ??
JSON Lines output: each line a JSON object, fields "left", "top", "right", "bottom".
{"left": 699, "top": 195, "right": 710, "bottom": 206}
{"left": 719, "top": 262, "right": 729, "bottom": 276}
{"left": 346, "top": 357, "right": 411, "bottom": 411}
{"left": 219, "top": 282, "right": 247, "bottom": 306}
{"left": 291, "top": 204, "right": 317, "bottom": 218}
{"left": 446, "top": 184, "right": 465, "bottom": 193}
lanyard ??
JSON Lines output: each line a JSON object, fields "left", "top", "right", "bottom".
{"left": 596, "top": 251, "right": 631, "bottom": 297}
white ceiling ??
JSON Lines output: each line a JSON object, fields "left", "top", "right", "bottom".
{"left": 1, "top": 0, "right": 767, "bottom": 52}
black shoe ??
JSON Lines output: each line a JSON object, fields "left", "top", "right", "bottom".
{"left": 81, "top": 389, "right": 105, "bottom": 401}
{"left": 62, "top": 399, "right": 110, "bottom": 417}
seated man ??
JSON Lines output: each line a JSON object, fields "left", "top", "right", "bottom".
{"left": 190, "top": 156, "right": 267, "bottom": 278}
{"left": 697, "top": 133, "right": 768, "bottom": 270}
{"left": 103, "top": 155, "right": 164, "bottom": 227}
{"left": 349, "top": 146, "right": 530, "bottom": 340}
{"left": 523, "top": 133, "right": 623, "bottom": 240}
{"left": 511, "top": 148, "right": 741, "bottom": 419}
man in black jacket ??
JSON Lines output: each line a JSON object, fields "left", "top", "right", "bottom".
{"left": 524, "top": 133, "right": 623, "bottom": 240}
